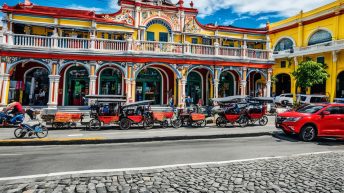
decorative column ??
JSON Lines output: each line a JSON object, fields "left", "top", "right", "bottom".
{"left": 181, "top": 78, "right": 187, "bottom": 107}
{"left": 214, "top": 79, "right": 219, "bottom": 99}
{"left": 177, "top": 78, "right": 183, "bottom": 107}
{"left": 214, "top": 42, "right": 219, "bottom": 56}
{"left": 89, "top": 63, "right": 97, "bottom": 95}
{"left": 331, "top": 51, "right": 338, "bottom": 102}
{"left": 0, "top": 74, "right": 10, "bottom": 106}
{"left": 47, "top": 75, "right": 60, "bottom": 108}
{"left": 131, "top": 80, "right": 136, "bottom": 102}
{"left": 266, "top": 69, "right": 272, "bottom": 97}
{"left": 240, "top": 67, "right": 247, "bottom": 96}
{"left": 242, "top": 34, "right": 248, "bottom": 59}
{"left": 126, "top": 63, "right": 133, "bottom": 102}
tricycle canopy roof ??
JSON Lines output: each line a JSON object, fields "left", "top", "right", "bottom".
{"left": 122, "top": 100, "right": 155, "bottom": 108}
{"left": 247, "top": 97, "right": 274, "bottom": 103}
{"left": 212, "top": 95, "right": 246, "bottom": 103}
{"left": 85, "top": 95, "right": 126, "bottom": 103}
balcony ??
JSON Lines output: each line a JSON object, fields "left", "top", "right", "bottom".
{"left": 273, "top": 40, "right": 344, "bottom": 59}
{"left": 1, "top": 33, "right": 273, "bottom": 61}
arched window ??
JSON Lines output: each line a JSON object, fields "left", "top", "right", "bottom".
{"left": 308, "top": 30, "right": 332, "bottom": 46}
{"left": 274, "top": 38, "right": 294, "bottom": 51}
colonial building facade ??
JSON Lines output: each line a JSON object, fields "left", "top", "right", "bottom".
{"left": 0, "top": 0, "right": 343, "bottom": 108}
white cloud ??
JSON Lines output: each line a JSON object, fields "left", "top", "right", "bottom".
{"left": 172, "top": 0, "right": 333, "bottom": 18}
{"left": 109, "top": 0, "right": 120, "bottom": 12}
{"left": 258, "top": 23, "right": 267, "bottom": 28}
{"left": 68, "top": 4, "right": 104, "bottom": 13}
{"left": 222, "top": 16, "right": 249, "bottom": 25}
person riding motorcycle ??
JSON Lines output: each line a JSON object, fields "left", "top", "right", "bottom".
{"left": 3, "top": 100, "right": 25, "bottom": 124}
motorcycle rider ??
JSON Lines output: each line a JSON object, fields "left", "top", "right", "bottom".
{"left": 4, "top": 100, "right": 25, "bottom": 124}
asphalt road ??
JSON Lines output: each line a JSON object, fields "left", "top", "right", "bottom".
{"left": 0, "top": 133, "right": 343, "bottom": 178}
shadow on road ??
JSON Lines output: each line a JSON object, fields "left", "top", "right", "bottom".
{"left": 272, "top": 131, "right": 344, "bottom": 146}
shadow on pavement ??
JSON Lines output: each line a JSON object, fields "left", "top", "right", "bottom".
{"left": 272, "top": 131, "right": 344, "bottom": 146}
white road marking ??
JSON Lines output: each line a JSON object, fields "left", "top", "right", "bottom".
{"left": 67, "top": 134, "right": 84, "bottom": 137}
{"left": 0, "top": 150, "right": 342, "bottom": 182}
{"left": 0, "top": 154, "right": 22, "bottom": 156}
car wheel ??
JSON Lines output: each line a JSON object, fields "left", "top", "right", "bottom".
{"left": 299, "top": 125, "right": 317, "bottom": 142}
{"left": 281, "top": 100, "right": 288, "bottom": 107}
{"left": 119, "top": 118, "right": 131, "bottom": 130}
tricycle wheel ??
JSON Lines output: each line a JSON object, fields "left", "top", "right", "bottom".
{"left": 171, "top": 119, "right": 182, "bottom": 128}
{"left": 259, "top": 116, "right": 268, "bottom": 126}
{"left": 238, "top": 116, "right": 249, "bottom": 128}
{"left": 52, "top": 122, "right": 64, "bottom": 129}
{"left": 161, "top": 120, "right": 169, "bottom": 128}
{"left": 143, "top": 116, "right": 154, "bottom": 130}
{"left": 88, "top": 119, "right": 101, "bottom": 131}
{"left": 216, "top": 117, "right": 227, "bottom": 127}
{"left": 119, "top": 118, "right": 131, "bottom": 130}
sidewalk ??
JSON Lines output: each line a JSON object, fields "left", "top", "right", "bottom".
{"left": 0, "top": 117, "right": 277, "bottom": 146}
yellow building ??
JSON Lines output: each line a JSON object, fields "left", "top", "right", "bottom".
{"left": 269, "top": 0, "right": 344, "bottom": 101}
{"left": 0, "top": 0, "right": 343, "bottom": 108}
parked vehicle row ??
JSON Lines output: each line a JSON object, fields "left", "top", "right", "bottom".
{"left": 274, "top": 93, "right": 330, "bottom": 107}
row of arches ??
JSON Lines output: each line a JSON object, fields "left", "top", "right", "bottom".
{"left": 6, "top": 61, "right": 273, "bottom": 106}
{"left": 274, "top": 72, "right": 344, "bottom": 98}
{"left": 274, "top": 29, "right": 333, "bottom": 52}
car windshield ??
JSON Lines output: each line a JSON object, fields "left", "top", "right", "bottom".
{"left": 296, "top": 105, "right": 324, "bottom": 114}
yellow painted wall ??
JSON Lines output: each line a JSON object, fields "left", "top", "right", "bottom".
{"left": 30, "top": 26, "right": 53, "bottom": 36}
{"left": 146, "top": 24, "right": 168, "bottom": 41}
{"left": 59, "top": 19, "right": 91, "bottom": 28}
{"left": 218, "top": 31, "right": 243, "bottom": 39}
{"left": 96, "top": 24, "right": 134, "bottom": 33}
{"left": 12, "top": 14, "right": 54, "bottom": 24}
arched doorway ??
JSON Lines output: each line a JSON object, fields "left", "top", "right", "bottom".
{"left": 23, "top": 68, "right": 50, "bottom": 106}
{"left": 275, "top": 73, "right": 291, "bottom": 96}
{"left": 136, "top": 68, "right": 162, "bottom": 105}
{"left": 336, "top": 71, "right": 344, "bottom": 98}
{"left": 186, "top": 71, "right": 202, "bottom": 105}
{"left": 219, "top": 71, "right": 235, "bottom": 97}
{"left": 64, "top": 66, "right": 89, "bottom": 106}
{"left": 8, "top": 63, "right": 50, "bottom": 106}
{"left": 247, "top": 71, "right": 266, "bottom": 97}
{"left": 99, "top": 68, "right": 123, "bottom": 95}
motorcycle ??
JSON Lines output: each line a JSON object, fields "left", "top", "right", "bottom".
{"left": 13, "top": 109, "right": 48, "bottom": 138}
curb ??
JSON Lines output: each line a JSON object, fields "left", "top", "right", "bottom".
{"left": 0, "top": 131, "right": 272, "bottom": 146}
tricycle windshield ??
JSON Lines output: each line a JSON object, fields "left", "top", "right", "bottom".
{"left": 296, "top": 105, "right": 324, "bottom": 114}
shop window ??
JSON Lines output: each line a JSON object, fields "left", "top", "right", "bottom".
{"left": 280, "top": 61, "right": 286, "bottom": 68}
{"left": 100, "top": 68, "right": 122, "bottom": 95}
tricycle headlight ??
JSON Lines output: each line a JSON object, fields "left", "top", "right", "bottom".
{"left": 284, "top": 117, "right": 302, "bottom": 122}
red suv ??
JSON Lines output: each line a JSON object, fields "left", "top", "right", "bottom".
{"left": 276, "top": 103, "right": 344, "bottom": 141}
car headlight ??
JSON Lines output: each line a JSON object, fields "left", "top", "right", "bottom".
{"left": 284, "top": 117, "right": 302, "bottom": 122}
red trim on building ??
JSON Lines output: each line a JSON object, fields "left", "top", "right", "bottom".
{"left": 0, "top": 51, "right": 273, "bottom": 69}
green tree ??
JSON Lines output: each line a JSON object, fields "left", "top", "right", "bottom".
{"left": 292, "top": 59, "right": 329, "bottom": 96}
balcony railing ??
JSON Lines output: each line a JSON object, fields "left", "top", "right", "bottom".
{"left": 273, "top": 39, "right": 344, "bottom": 58}
{"left": 4, "top": 33, "right": 272, "bottom": 60}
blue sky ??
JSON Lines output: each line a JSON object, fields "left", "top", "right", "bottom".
{"left": 1, "top": 0, "right": 335, "bottom": 28}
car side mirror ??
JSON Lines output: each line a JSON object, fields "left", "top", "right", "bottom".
{"left": 322, "top": 111, "right": 330, "bottom": 116}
